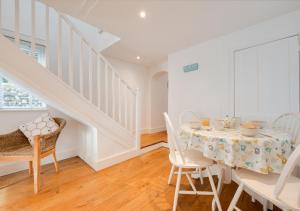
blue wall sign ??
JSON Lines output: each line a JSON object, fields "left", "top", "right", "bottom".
{"left": 183, "top": 63, "right": 198, "bottom": 73}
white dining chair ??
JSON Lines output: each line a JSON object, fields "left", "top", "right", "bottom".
{"left": 272, "top": 113, "right": 300, "bottom": 145}
{"left": 178, "top": 109, "right": 202, "bottom": 126}
{"left": 251, "top": 112, "right": 300, "bottom": 210}
{"left": 169, "top": 110, "right": 204, "bottom": 185}
{"left": 172, "top": 110, "right": 205, "bottom": 185}
{"left": 228, "top": 143, "right": 300, "bottom": 211}
{"left": 164, "top": 112, "right": 223, "bottom": 211}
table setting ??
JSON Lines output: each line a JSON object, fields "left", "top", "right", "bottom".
{"left": 180, "top": 116, "right": 295, "bottom": 174}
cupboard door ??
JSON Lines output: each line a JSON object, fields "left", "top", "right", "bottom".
{"left": 235, "top": 47, "right": 258, "bottom": 118}
{"left": 234, "top": 36, "right": 299, "bottom": 120}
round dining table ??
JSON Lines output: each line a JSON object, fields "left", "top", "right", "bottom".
{"left": 180, "top": 124, "right": 294, "bottom": 180}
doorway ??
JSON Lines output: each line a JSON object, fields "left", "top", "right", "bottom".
{"left": 141, "top": 71, "right": 168, "bottom": 148}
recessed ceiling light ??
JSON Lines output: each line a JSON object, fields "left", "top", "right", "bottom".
{"left": 139, "top": 11, "right": 146, "bottom": 18}
{"left": 136, "top": 56, "right": 141, "bottom": 60}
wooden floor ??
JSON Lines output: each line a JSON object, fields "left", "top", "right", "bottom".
{"left": 140, "top": 131, "right": 167, "bottom": 148}
{"left": 0, "top": 148, "right": 281, "bottom": 211}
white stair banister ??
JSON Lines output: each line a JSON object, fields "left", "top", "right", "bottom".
{"left": 45, "top": 5, "right": 49, "bottom": 68}
{"left": 118, "top": 76, "right": 121, "bottom": 123}
{"left": 79, "top": 39, "right": 84, "bottom": 95}
{"left": 105, "top": 63, "right": 108, "bottom": 114}
{"left": 112, "top": 71, "right": 116, "bottom": 119}
{"left": 68, "top": 28, "right": 74, "bottom": 87}
{"left": 124, "top": 82, "right": 128, "bottom": 129}
{"left": 57, "top": 14, "right": 62, "bottom": 79}
{"left": 15, "top": 0, "right": 20, "bottom": 47}
{"left": 0, "top": 1, "right": 2, "bottom": 33}
{"left": 135, "top": 89, "right": 140, "bottom": 148}
{"left": 97, "top": 55, "right": 101, "bottom": 109}
{"left": 88, "top": 47, "right": 93, "bottom": 102}
{"left": 31, "top": 0, "right": 36, "bottom": 58}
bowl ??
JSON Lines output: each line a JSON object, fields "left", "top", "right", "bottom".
{"left": 250, "top": 120, "right": 267, "bottom": 129}
{"left": 240, "top": 127, "right": 259, "bottom": 137}
{"left": 190, "top": 121, "right": 202, "bottom": 130}
{"left": 240, "top": 123, "right": 260, "bottom": 137}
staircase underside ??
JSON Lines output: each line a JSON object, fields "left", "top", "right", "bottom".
{"left": 0, "top": 33, "right": 137, "bottom": 170}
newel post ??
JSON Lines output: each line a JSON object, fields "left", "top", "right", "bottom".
{"left": 135, "top": 88, "right": 141, "bottom": 150}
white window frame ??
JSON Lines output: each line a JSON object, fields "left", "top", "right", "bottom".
{"left": 0, "top": 34, "right": 47, "bottom": 111}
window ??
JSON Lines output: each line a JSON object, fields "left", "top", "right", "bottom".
{"left": 0, "top": 76, "right": 47, "bottom": 109}
{"left": 0, "top": 36, "right": 47, "bottom": 110}
{"left": 6, "top": 36, "right": 46, "bottom": 66}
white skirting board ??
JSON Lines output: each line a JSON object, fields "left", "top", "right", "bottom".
{"left": 94, "top": 142, "right": 165, "bottom": 171}
{"left": 141, "top": 126, "right": 166, "bottom": 134}
{"left": 0, "top": 148, "right": 77, "bottom": 177}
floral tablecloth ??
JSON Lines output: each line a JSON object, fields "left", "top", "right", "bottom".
{"left": 180, "top": 125, "right": 295, "bottom": 174}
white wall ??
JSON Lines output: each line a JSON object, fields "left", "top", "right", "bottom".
{"left": 67, "top": 15, "right": 120, "bottom": 52}
{"left": 168, "top": 9, "right": 300, "bottom": 128}
{"left": 0, "top": 107, "right": 83, "bottom": 176}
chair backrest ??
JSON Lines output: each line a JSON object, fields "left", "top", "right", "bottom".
{"left": 272, "top": 113, "right": 300, "bottom": 145}
{"left": 274, "top": 143, "right": 300, "bottom": 204}
{"left": 164, "top": 112, "right": 185, "bottom": 164}
{"left": 178, "top": 110, "right": 201, "bottom": 126}
{"left": 40, "top": 117, "right": 66, "bottom": 151}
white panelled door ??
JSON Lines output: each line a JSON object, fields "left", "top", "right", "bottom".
{"left": 234, "top": 36, "right": 299, "bottom": 120}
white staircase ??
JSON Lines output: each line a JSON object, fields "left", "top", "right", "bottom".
{"left": 0, "top": 0, "right": 141, "bottom": 170}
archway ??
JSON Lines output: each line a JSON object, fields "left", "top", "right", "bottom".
{"left": 141, "top": 71, "right": 168, "bottom": 148}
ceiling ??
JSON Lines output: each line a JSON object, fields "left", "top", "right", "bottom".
{"left": 42, "top": 0, "right": 300, "bottom": 67}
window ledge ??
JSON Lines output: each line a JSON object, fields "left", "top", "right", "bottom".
{"left": 0, "top": 107, "right": 48, "bottom": 112}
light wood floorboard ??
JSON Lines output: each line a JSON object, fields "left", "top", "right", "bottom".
{"left": 140, "top": 131, "right": 167, "bottom": 148}
{"left": 0, "top": 148, "right": 282, "bottom": 211}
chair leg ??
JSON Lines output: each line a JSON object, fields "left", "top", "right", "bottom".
{"left": 33, "top": 158, "right": 41, "bottom": 194}
{"left": 216, "top": 168, "right": 224, "bottom": 195}
{"left": 207, "top": 166, "right": 222, "bottom": 211}
{"left": 185, "top": 173, "right": 197, "bottom": 194}
{"left": 168, "top": 164, "right": 175, "bottom": 185}
{"left": 28, "top": 161, "right": 33, "bottom": 176}
{"left": 262, "top": 199, "right": 268, "bottom": 211}
{"left": 173, "top": 167, "right": 182, "bottom": 211}
{"left": 212, "top": 167, "right": 224, "bottom": 211}
{"left": 251, "top": 194, "right": 255, "bottom": 203}
{"left": 228, "top": 183, "right": 244, "bottom": 211}
{"left": 52, "top": 150, "right": 59, "bottom": 173}
{"left": 198, "top": 168, "right": 204, "bottom": 185}
{"left": 33, "top": 137, "right": 41, "bottom": 194}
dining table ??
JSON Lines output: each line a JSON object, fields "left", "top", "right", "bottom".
{"left": 180, "top": 123, "right": 295, "bottom": 183}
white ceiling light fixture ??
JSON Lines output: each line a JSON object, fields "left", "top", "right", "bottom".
{"left": 136, "top": 56, "right": 141, "bottom": 60}
{"left": 139, "top": 10, "right": 146, "bottom": 18}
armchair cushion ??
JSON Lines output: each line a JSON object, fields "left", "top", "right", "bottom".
{"left": 19, "top": 113, "right": 59, "bottom": 145}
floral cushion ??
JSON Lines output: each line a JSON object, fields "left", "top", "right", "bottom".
{"left": 19, "top": 113, "right": 59, "bottom": 145}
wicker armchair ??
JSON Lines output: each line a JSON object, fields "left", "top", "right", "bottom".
{"left": 0, "top": 117, "right": 66, "bottom": 193}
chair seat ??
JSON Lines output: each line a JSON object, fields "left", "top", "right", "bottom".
{"left": 235, "top": 169, "right": 300, "bottom": 211}
{"left": 0, "top": 143, "right": 33, "bottom": 157}
{"left": 169, "top": 149, "right": 214, "bottom": 168}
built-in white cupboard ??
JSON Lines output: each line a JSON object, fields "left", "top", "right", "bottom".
{"left": 234, "top": 36, "right": 299, "bottom": 120}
